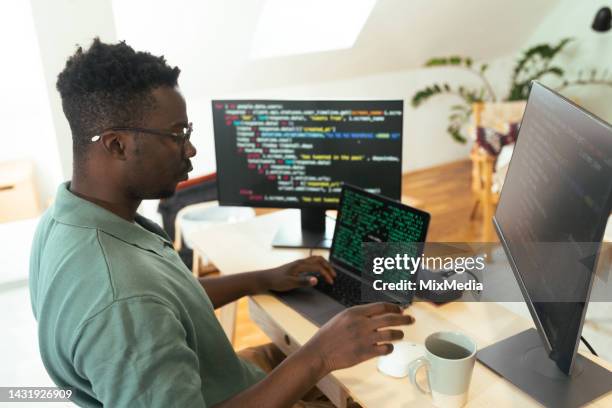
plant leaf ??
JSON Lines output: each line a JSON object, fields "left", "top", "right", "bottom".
{"left": 447, "top": 125, "right": 467, "bottom": 144}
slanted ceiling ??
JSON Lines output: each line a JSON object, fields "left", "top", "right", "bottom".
{"left": 112, "top": 0, "right": 560, "bottom": 94}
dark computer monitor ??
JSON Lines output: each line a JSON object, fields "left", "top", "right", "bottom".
{"left": 212, "top": 99, "right": 403, "bottom": 248}
{"left": 477, "top": 82, "right": 612, "bottom": 407}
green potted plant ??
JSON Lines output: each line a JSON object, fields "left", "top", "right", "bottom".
{"left": 411, "top": 38, "right": 612, "bottom": 143}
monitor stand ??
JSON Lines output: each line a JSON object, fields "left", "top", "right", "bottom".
{"left": 477, "top": 328, "right": 612, "bottom": 408}
{"left": 272, "top": 208, "right": 335, "bottom": 249}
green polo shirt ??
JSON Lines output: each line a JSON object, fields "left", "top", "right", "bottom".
{"left": 29, "top": 182, "right": 264, "bottom": 407}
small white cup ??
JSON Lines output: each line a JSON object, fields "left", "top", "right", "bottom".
{"left": 408, "top": 331, "right": 477, "bottom": 408}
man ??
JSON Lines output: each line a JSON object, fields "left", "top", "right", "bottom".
{"left": 29, "top": 39, "right": 414, "bottom": 407}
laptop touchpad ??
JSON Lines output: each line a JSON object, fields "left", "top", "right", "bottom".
{"left": 273, "top": 288, "right": 345, "bottom": 327}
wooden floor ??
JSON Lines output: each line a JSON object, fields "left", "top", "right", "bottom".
{"left": 403, "top": 159, "right": 491, "bottom": 243}
{"left": 232, "top": 159, "right": 492, "bottom": 351}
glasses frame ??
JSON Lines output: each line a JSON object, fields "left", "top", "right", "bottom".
{"left": 90, "top": 122, "right": 193, "bottom": 144}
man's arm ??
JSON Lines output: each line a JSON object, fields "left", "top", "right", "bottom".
{"left": 199, "top": 256, "right": 335, "bottom": 309}
{"left": 73, "top": 297, "right": 412, "bottom": 408}
{"left": 213, "top": 303, "right": 414, "bottom": 408}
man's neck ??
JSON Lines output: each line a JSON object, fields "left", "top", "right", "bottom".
{"left": 70, "top": 176, "right": 141, "bottom": 222}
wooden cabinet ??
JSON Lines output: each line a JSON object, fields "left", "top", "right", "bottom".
{"left": 0, "top": 160, "right": 41, "bottom": 223}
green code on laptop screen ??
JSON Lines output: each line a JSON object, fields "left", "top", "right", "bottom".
{"left": 331, "top": 188, "right": 428, "bottom": 272}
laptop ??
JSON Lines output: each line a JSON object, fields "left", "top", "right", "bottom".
{"left": 273, "top": 184, "right": 430, "bottom": 326}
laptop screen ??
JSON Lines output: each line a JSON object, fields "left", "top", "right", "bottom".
{"left": 329, "top": 184, "right": 430, "bottom": 279}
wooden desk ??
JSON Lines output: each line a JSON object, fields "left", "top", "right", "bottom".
{"left": 189, "top": 209, "right": 612, "bottom": 407}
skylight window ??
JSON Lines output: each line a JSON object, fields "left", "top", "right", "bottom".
{"left": 250, "top": 0, "right": 376, "bottom": 59}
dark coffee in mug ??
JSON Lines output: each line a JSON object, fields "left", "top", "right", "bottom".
{"left": 427, "top": 338, "right": 473, "bottom": 360}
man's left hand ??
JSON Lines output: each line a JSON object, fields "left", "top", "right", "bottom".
{"left": 258, "top": 256, "right": 336, "bottom": 292}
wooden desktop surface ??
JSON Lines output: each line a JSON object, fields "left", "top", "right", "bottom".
{"left": 189, "top": 209, "right": 612, "bottom": 408}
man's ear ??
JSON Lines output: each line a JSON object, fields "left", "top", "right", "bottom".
{"left": 100, "top": 132, "right": 128, "bottom": 160}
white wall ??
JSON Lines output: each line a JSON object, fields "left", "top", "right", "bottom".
{"left": 0, "top": 1, "right": 62, "bottom": 205}
{"left": 112, "top": 0, "right": 557, "bottom": 95}
{"left": 206, "top": 55, "right": 516, "bottom": 173}
{"left": 30, "top": 0, "right": 118, "bottom": 183}
{"left": 3, "top": 0, "right": 568, "bottom": 204}
{"left": 111, "top": 0, "right": 522, "bottom": 176}
{"left": 0, "top": 0, "right": 118, "bottom": 206}
{"left": 521, "top": 0, "right": 612, "bottom": 122}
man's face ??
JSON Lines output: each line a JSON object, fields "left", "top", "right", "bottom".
{"left": 124, "top": 86, "right": 197, "bottom": 199}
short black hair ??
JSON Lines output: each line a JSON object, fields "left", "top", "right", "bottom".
{"left": 56, "top": 38, "right": 180, "bottom": 166}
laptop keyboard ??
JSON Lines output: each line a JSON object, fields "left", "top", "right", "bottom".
{"left": 315, "top": 271, "right": 381, "bottom": 307}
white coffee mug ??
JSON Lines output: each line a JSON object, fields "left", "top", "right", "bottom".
{"left": 408, "top": 331, "right": 477, "bottom": 408}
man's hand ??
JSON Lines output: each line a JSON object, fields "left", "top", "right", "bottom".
{"left": 209, "top": 303, "right": 414, "bottom": 408}
{"left": 199, "top": 255, "right": 335, "bottom": 309}
{"left": 300, "top": 302, "right": 415, "bottom": 374}
{"left": 258, "top": 256, "right": 336, "bottom": 292}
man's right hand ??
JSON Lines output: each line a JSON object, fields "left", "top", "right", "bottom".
{"left": 212, "top": 302, "right": 414, "bottom": 408}
{"left": 301, "top": 302, "right": 415, "bottom": 375}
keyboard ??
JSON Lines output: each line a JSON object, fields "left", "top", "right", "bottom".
{"left": 315, "top": 271, "right": 387, "bottom": 307}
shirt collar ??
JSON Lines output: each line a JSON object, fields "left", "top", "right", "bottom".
{"left": 52, "top": 182, "right": 173, "bottom": 255}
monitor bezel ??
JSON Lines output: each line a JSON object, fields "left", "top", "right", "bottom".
{"left": 211, "top": 99, "right": 404, "bottom": 209}
{"left": 492, "top": 81, "right": 612, "bottom": 374}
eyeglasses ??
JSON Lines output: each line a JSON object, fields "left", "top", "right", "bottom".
{"left": 91, "top": 122, "right": 193, "bottom": 144}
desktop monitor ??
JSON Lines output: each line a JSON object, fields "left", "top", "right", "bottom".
{"left": 477, "top": 82, "right": 612, "bottom": 407}
{"left": 212, "top": 99, "right": 403, "bottom": 248}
